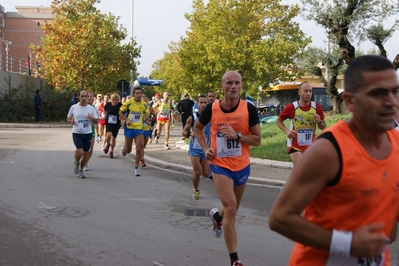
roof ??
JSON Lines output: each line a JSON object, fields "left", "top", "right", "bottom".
{"left": 6, "top": 12, "right": 53, "bottom": 19}
{"left": 265, "top": 83, "right": 325, "bottom": 91}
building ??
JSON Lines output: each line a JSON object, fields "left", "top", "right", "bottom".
{"left": 0, "top": 5, "right": 52, "bottom": 73}
{"left": 258, "top": 66, "right": 344, "bottom": 111}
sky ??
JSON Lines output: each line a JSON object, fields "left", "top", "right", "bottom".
{"left": 2, "top": 0, "right": 399, "bottom": 78}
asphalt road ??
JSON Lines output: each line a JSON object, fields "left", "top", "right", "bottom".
{"left": 0, "top": 127, "right": 293, "bottom": 266}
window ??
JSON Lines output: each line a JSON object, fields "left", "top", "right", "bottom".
{"left": 37, "top": 22, "right": 40, "bottom": 26}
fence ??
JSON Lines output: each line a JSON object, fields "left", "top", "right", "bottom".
{"left": 0, "top": 52, "right": 43, "bottom": 76}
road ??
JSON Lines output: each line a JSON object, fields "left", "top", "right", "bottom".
{"left": 0, "top": 127, "right": 293, "bottom": 266}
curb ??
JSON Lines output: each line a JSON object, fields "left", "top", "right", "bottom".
{"left": 173, "top": 141, "right": 288, "bottom": 186}
{"left": 1, "top": 123, "right": 290, "bottom": 186}
{"left": 0, "top": 123, "right": 71, "bottom": 128}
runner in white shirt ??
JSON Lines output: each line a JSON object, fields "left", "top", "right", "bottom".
{"left": 67, "top": 90, "right": 99, "bottom": 178}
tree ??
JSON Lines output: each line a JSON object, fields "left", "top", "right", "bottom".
{"left": 301, "top": 45, "right": 346, "bottom": 113}
{"left": 152, "top": 0, "right": 311, "bottom": 98}
{"left": 150, "top": 41, "right": 190, "bottom": 99}
{"left": 299, "top": 0, "right": 399, "bottom": 113}
{"left": 32, "top": 0, "right": 141, "bottom": 93}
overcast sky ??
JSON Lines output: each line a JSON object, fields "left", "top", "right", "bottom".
{"left": 2, "top": 0, "right": 399, "bottom": 78}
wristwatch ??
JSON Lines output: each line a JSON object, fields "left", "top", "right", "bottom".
{"left": 237, "top": 132, "right": 242, "bottom": 140}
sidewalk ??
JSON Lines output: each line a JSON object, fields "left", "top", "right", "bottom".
{"left": 0, "top": 122, "right": 292, "bottom": 186}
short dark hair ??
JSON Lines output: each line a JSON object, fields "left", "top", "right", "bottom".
{"left": 344, "top": 55, "right": 395, "bottom": 93}
{"left": 36, "top": 89, "right": 40, "bottom": 94}
{"left": 133, "top": 87, "right": 143, "bottom": 94}
{"left": 197, "top": 94, "right": 207, "bottom": 102}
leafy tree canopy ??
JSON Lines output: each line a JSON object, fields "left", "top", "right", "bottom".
{"left": 151, "top": 0, "right": 311, "bottom": 99}
{"left": 32, "top": 0, "right": 141, "bottom": 94}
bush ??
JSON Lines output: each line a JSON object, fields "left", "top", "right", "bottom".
{"left": 0, "top": 84, "right": 72, "bottom": 122}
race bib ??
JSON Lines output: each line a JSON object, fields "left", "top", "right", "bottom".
{"left": 159, "top": 110, "right": 168, "bottom": 118}
{"left": 326, "top": 251, "right": 384, "bottom": 266}
{"left": 297, "top": 128, "right": 313, "bottom": 146}
{"left": 77, "top": 119, "right": 90, "bottom": 133}
{"left": 108, "top": 114, "right": 117, "bottom": 124}
{"left": 216, "top": 132, "right": 241, "bottom": 158}
{"left": 129, "top": 112, "right": 141, "bottom": 124}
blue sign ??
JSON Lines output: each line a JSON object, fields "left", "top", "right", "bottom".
{"left": 133, "top": 78, "right": 163, "bottom": 88}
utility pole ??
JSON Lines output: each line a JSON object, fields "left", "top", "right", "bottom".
{"left": 130, "top": 0, "right": 135, "bottom": 95}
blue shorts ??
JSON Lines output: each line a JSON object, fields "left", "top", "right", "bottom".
{"left": 143, "top": 129, "right": 152, "bottom": 138}
{"left": 189, "top": 148, "right": 205, "bottom": 161}
{"left": 72, "top": 133, "right": 92, "bottom": 152}
{"left": 124, "top": 128, "right": 143, "bottom": 139}
{"left": 209, "top": 164, "right": 250, "bottom": 186}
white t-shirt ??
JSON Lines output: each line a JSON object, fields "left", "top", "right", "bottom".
{"left": 67, "top": 104, "right": 99, "bottom": 134}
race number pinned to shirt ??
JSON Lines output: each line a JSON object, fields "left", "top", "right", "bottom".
{"left": 159, "top": 110, "right": 169, "bottom": 119}
{"left": 216, "top": 132, "right": 241, "bottom": 158}
{"left": 326, "top": 252, "right": 384, "bottom": 266}
{"left": 108, "top": 114, "right": 117, "bottom": 124}
{"left": 129, "top": 112, "right": 141, "bottom": 124}
{"left": 77, "top": 119, "right": 90, "bottom": 133}
{"left": 297, "top": 128, "right": 313, "bottom": 146}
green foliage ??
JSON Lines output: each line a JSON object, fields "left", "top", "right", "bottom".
{"left": 32, "top": 0, "right": 141, "bottom": 95}
{"left": 0, "top": 83, "right": 72, "bottom": 122}
{"left": 250, "top": 113, "right": 351, "bottom": 161}
{"left": 152, "top": 0, "right": 311, "bottom": 98}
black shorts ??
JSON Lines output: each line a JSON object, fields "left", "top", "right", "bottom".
{"left": 106, "top": 124, "right": 121, "bottom": 138}
{"left": 72, "top": 133, "right": 92, "bottom": 152}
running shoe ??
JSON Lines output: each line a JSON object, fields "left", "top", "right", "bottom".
{"left": 232, "top": 260, "right": 244, "bottom": 266}
{"left": 101, "top": 145, "right": 105, "bottom": 151}
{"left": 140, "top": 159, "right": 146, "bottom": 167}
{"left": 172, "top": 124, "right": 174, "bottom": 128}
{"left": 155, "top": 136, "right": 159, "bottom": 143}
{"left": 104, "top": 144, "right": 110, "bottom": 154}
{"left": 122, "top": 145, "right": 127, "bottom": 156}
{"left": 192, "top": 189, "right": 200, "bottom": 200}
{"left": 83, "top": 164, "right": 89, "bottom": 171}
{"left": 109, "top": 151, "right": 114, "bottom": 159}
{"left": 99, "top": 136, "right": 102, "bottom": 141}
{"left": 164, "top": 144, "right": 170, "bottom": 150}
{"left": 96, "top": 136, "right": 100, "bottom": 143}
{"left": 78, "top": 170, "right": 86, "bottom": 179}
{"left": 74, "top": 161, "right": 79, "bottom": 175}
{"left": 208, "top": 175, "right": 213, "bottom": 180}
{"left": 134, "top": 168, "right": 140, "bottom": 176}
{"left": 210, "top": 207, "right": 223, "bottom": 238}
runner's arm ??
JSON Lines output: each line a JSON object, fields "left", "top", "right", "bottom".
{"left": 182, "top": 116, "right": 192, "bottom": 137}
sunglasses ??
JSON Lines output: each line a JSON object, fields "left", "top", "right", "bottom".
{"left": 80, "top": 95, "right": 87, "bottom": 97}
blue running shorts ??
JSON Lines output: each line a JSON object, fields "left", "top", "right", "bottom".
{"left": 209, "top": 164, "right": 250, "bottom": 186}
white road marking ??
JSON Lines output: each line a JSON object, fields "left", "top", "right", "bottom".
{"left": 38, "top": 202, "right": 56, "bottom": 209}
{"left": 153, "top": 262, "right": 165, "bottom": 266}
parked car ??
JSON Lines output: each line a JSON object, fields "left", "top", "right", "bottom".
{"left": 260, "top": 115, "right": 278, "bottom": 124}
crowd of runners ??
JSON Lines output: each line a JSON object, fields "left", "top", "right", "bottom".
{"left": 66, "top": 55, "right": 399, "bottom": 266}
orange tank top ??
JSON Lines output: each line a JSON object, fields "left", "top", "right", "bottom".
{"left": 289, "top": 120, "right": 399, "bottom": 266}
{"left": 210, "top": 100, "right": 250, "bottom": 171}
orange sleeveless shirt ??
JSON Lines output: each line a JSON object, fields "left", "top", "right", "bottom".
{"left": 289, "top": 120, "right": 399, "bottom": 266}
{"left": 210, "top": 100, "right": 250, "bottom": 171}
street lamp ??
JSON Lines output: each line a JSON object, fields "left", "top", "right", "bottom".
{"left": 3, "top": 40, "right": 12, "bottom": 72}
{"left": 130, "top": 0, "right": 135, "bottom": 94}
{"left": 27, "top": 49, "right": 34, "bottom": 76}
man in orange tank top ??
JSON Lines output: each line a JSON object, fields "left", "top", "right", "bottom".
{"left": 194, "top": 71, "right": 261, "bottom": 266}
{"left": 269, "top": 55, "right": 399, "bottom": 266}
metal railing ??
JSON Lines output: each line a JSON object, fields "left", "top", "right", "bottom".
{"left": 0, "top": 52, "right": 44, "bottom": 76}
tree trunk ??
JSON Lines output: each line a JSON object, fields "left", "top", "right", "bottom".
{"left": 331, "top": 95, "right": 343, "bottom": 114}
